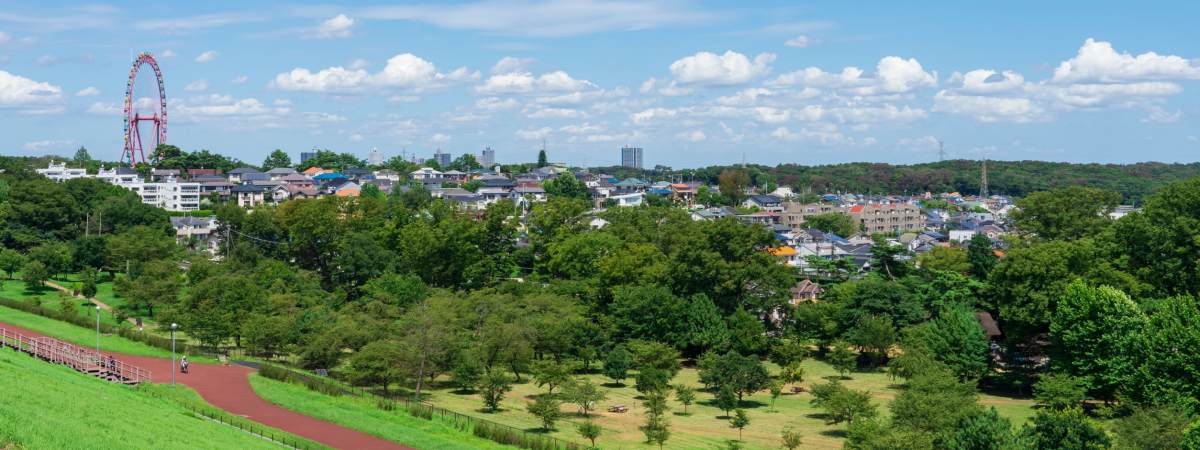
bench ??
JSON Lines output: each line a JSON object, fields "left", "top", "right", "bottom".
{"left": 607, "top": 404, "right": 628, "bottom": 413}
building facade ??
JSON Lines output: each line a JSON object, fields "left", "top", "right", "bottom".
{"left": 433, "top": 149, "right": 451, "bottom": 167}
{"left": 620, "top": 146, "right": 643, "bottom": 169}
{"left": 480, "top": 147, "right": 496, "bottom": 168}
{"left": 367, "top": 148, "right": 384, "bottom": 166}
{"left": 848, "top": 203, "right": 925, "bottom": 234}
{"left": 300, "top": 151, "right": 318, "bottom": 164}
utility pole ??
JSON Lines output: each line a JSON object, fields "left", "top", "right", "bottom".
{"left": 937, "top": 140, "right": 946, "bottom": 161}
{"left": 979, "top": 158, "right": 990, "bottom": 198}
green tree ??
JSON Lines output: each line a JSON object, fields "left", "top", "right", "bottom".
{"left": 1011, "top": 186, "right": 1120, "bottom": 241}
{"left": 1127, "top": 294, "right": 1200, "bottom": 410}
{"left": 531, "top": 359, "right": 573, "bottom": 395}
{"left": 727, "top": 308, "right": 768, "bottom": 355}
{"left": 479, "top": 370, "right": 513, "bottom": 412}
{"left": 28, "top": 243, "right": 71, "bottom": 279}
{"left": 811, "top": 381, "right": 877, "bottom": 426}
{"left": 640, "top": 389, "right": 671, "bottom": 449}
{"left": 768, "top": 380, "right": 784, "bottom": 411}
{"left": 1112, "top": 405, "right": 1193, "bottom": 450}
{"left": 966, "top": 233, "right": 998, "bottom": 278}
{"left": 900, "top": 307, "right": 990, "bottom": 380}
{"left": 449, "top": 357, "right": 483, "bottom": 392}
{"left": 576, "top": 420, "right": 602, "bottom": 448}
{"left": 780, "top": 427, "right": 804, "bottom": 450}
{"left": 0, "top": 248, "right": 26, "bottom": 279}
{"left": 730, "top": 409, "right": 750, "bottom": 440}
{"left": 527, "top": 396, "right": 563, "bottom": 431}
{"left": 718, "top": 169, "right": 751, "bottom": 205}
{"left": 1183, "top": 421, "right": 1200, "bottom": 450}
{"left": 635, "top": 367, "right": 671, "bottom": 394}
{"left": 698, "top": 351, "right": 770, "bottom": 401}
{"left": 848, "top": 315, "right": 896, "bottom": 367}
{"left": 603, "top": 345, "right": 631, "bottom": 384}
{"left": 261, "top": 149, "right": 292, "bottom": 171}
{"left": 890, "top": 368, "right": 981, "bottom": 437}
{"left": 543, "top": 173, "right": 590, "bottom": 200}
{"left": 803, "top": 212, "right": 858, "bottom": 237}
{"left": 126, "top": 259, "right": 183, "bottom": 317}
{"left": 827, "top": 340, "right": 857, "bottom": 378}
{"left": 346, "top": 340, "right": 404, "bottom": 394}
{"left": 628, "top": 340, "right": 682, "bottom": 378}
{"left": 21, "top": 260, "right": 49, "bottom": 289}
{"left": 780, "top": 362, "right": 805, "bottom": 387}
{"left": 1050, "top": 282, "right": 1147, "bottom": 400}
{"left": 562, "top": 378, "right": 607, "bottom": 416}
{"left": 72, "top": 146, "right": 92, "bottom": 163}
{"left": 80, "top": 269, "right": 98, "bottom": 299}
{"left": 537, "top": 149, "right": 548, "bottom": 168}
{"left": 942, "top": 407, "right": 1025, "bottom": 450}
{"left": 674, "top": 384, "right": 696, "bottom": 415}
{"left": 1023, "top": 407, "right": 1111, "bottom": 450}
{"left": 918, "top": 246, "right": 971, "bottom": 274}
{"left": 1034, "top": 374, "right": 1087, "bottom": 410}
{"left": 448, "top": 153, "right": 481, "bottom": 172}
{"left": 715, "top": 384, "right": 739, "bottom": 417}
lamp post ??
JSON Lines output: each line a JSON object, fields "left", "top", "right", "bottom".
{"left": 170, "top": 323, "right": 178, "bottom": 385}
{"left": 94, "top": 305, "right": 101, "bottom": 358}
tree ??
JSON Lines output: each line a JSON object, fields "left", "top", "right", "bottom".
{"left": 448, "top": 153, "right": 481, "bottom": 172}
{"left": 1023, "top": 407, "right": 1111, "bottom": 450}
{"left": 715, "top": 384, "right": 738, "bottom": 417}
{"left": 917, "top": 247, "right": 971, "bottom": 274}
{"left": 346, "top": 340, "right": 403, "bottom": 394}
{"left": 967, "top": 233, "right": 997, "bottom": 278}
{"left": 0, "top": 249, "right": 26, "bottom": 279}
{"left": 1011, "top": 186, "right": 1120, "bottom": 241}
{"left": 151, "top": 144, "right": 184, "bottom": 161}
{"left": 803, "top": 212, "right": 858, "bottom": 237}
{"left": 562, "top": 378, "right": 607, "bottom": 416}
{"left": 106, "top": 225, "right": 176, "bottom": 275}
{"left": 479, "top": 370, "right": 513, "bottom": 412}
{"left": 1113, "top": 405, "right": 1193, "bottom": 450}
{"left": 780, "top": 427, "right": 804, "bottom": 450}
{"left": 769, "top": 380, "right": 784, "bottom": 411}
{"left": 727, "top": 308, "right": 767, "bottom": 355}
{"left": 674, "top": 384, "right": 696, "bottom": 414}
{"left": 1050, "top": 282, "right": 1146, "bottom": 401}
{"left": 900, "top": 307, "right": 990, "bottom": 381}
{"left": 537, "top": 149, "right": 548, "bottom": 168}
{"left": 1128, "top": 295, "right": 1200, "bottom": 409}
{"left": 811, "top": 381, "right": 877, "bottom": 426}
{"left": 827, "top": 340, "right": 857, "bottom": 378}
{"left": 261, "top": 149, "right": 292, "bottom": 171}
{"left": 635, "top": 367, "right": 671, "bottom": 394}
{"left": 527, "top": 396, "right": 563, "bottom": 431}
{"left": 942, "top": 408, "right": 1024, "bottom": 450}
{"left": 730, "top": 409, "right": 750, "bottom": 440}
{"left": 80, "top": 269, "right": 98, "bottom": 299}
{"left": 1183, "top": 421, "right": 1200, "bottom": 450}
{"left": 890, "top": 368, "right": 981, "bottom": 437}
{"left": 21, "top": 260, "right": 49, "bottom": 289}
{"left": 628, "top": 340, "right": 681, "bottom": 378}
{"left": 780, "top": 362, "right": 805, "bottom": 387}
{"left": 718, "top": 169, "right": 751, "bottom": 205}
{"left": 848, "top": 315, "right": 896, "bottom": 367}
{"left": 699, "top": 351, "right": 770, "bottom": 401}
{"left": 640, "top": 389, "right": 671, "bottom": 449}
{"left": 543, "top": 173, "right": 590, "bottom": 200}
{"left": 576, "top": 420, "right": 602, "bottom": 449}
{"left": 870, "top": 237, "right": 911, "bottom": 279}
{"left": 28, "top": 243, "right": 71, "bottom": 279}
{"left": 450, "top": 357, "right": 483, "bottom": 392}
{"left": 126, "top": 259, "right": 183, "bottom": 317}
{"left": 1034, "top": 374, "right": 1087, "bottom": 410}
{"left": 769, "top": 339, "right": 810, "bottom": 368}
{"left": 72, "top": 146, "right": 92, "bottom": 163}
{"left": 531, "top": 359, "right": 573, "bottom": 395}
{"left": 603, "top": 345, "right": 631, "bottom": 384}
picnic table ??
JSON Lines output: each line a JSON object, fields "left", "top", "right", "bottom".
{"left": 607, "top": 404, "right": 628, "bottom": 413}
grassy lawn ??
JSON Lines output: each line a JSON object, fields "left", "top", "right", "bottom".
{"left": 248, "top": 374, "right": 513, "bottom": 450}
{"left": 414, "top": 359, "right": 1035, "bottom": 450}
{"left": 0, "top": 277, "right": 124, "bottom": 326}
{"left": 0, "top": 348, "right": 283, "bottom": 450}
{"left": 0, "top": 304, "right": 214, "bottom": 362}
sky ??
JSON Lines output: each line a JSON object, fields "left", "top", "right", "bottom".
{"left": 1, "top": 1, "right": 1199, "bottom": 168}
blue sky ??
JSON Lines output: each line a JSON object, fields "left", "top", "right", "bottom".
{"left": 1, "top": 1, "right": 1198, "bottom": 168}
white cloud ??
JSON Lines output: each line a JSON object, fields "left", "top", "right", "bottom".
{"left": 0, "top": 32, "right": 9, "bottom": 45}
{"left": 74, "top": 86, "right": 99, "bottom": 97}
{"left": 784, "top": 35, "right": 811, "bottom": 48}
{"left": 677, "top": 130, "right": 706, "bottom": 142}
{"left": 526, "top": 107, "right": 585, "bottom": 119}
{"left": 388, "top": 95, "right": 420, "bottom": 103}
{"left": 953, "top": 70, "right": 1026, "bottom": 94}
{"left": 23, "top": 139, "right": 75, "bottom": 152}
{"left": 631, "top": 107, "right": 677, "bottom": 124}
{"left": 194, "top": 50, "right": 218, "bottom": 63}
{"left": 933, "top": 91, "right": 1046, "bottom": 123}
{"left": 669, "top": 50, "right": 776, "bottom": 85}
{"left": 175, "top": 94, "right": 271, "bottom": 117}
{"left": 34, "top": 54, "right": 57, "bottom": 66}
{"left": 0, "top": 70, "right": 63, "bottom": 112}
{"left": 316, "top": 14, "right": 355, "bottom": 39}
{"left": 476, "top": 70, "right": 596, "bottom": 95}
{"left": 160, "top": 49, "right": 176, "bottom": 58}
{"left": 430, "top": 133, "right": 450, "bottom": 143}
{"left": 136, "top": 12, "right": 262, "bottom": 33}
{"left": 491, "top": 56, "right": 533, "bottom": 74}
{"left": 515, "top": 127, "right": 552, "bottom": 140}
{"left": 770, "top": 56, "right": 936, "bottom": 95}
{"left": 475, "top": 97, "right": 520, "bottom": 111}
{"left": 1052, "top": 38, "right": 1200, "bottom": 84}
{"left": 273, "top": 53, "right": 471, "bottom": 93}
{"left": 1142, "top": 106, "right": 1181, "bottom": 123}
{"left": 86, "top": 102, "right": 120, "bottom": 115}
{"left": 559, "top": 122, "right": 604, "bottom": 134}
{"left": 639, "top": 78, "right": 657, "bottom": 93}
{"left": 716, "top": 88, "right": 772, "bottom": 106}
{"left": 231, "top": 75, "right": 248, "bottom": 84}
{"left": 354, "top": 0, "right": 715, "bottom": 37}
{"left": 184, "top": 80, "right": 210, "bottom": 92}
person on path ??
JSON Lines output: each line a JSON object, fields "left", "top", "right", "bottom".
{"left": 181, "top": 355, "right": 189, "bottom": 374}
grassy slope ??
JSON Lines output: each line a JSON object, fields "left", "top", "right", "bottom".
{"left": 418, "top": 359, "right": 1035, "bottom": 450}
{"left": 249, "top": 375, "right": 513, "bottom": 450}
{"left": 0, "top": 304, "right": 215, "bottom": 363}
{"left": 0, "top": 349, "right": 280, "bottom": 450}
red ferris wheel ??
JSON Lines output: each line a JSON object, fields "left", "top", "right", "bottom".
{"left": 121, "top": 52, "right": 167, "bottom": 167}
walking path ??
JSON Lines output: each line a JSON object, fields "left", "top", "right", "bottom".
{"left": 42, "top": 280, "right": 138, "bottom": 326}
{"left": 0, "top": 321, "right": 409, "bottom": 450}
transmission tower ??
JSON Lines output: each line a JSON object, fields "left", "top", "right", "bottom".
{"left": 937, "top": 140, "right": 946, "bottom": 161}
{"left": 979, "top": 158, "right": 990, "bottom": 198}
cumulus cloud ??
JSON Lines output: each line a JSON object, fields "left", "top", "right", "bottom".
{"left": 1052, "top": 38, "right": 1200, "bottom": 84}
{"left": 525, "top": 106, "right": 585, "bottom": 119}
{"left": 160, "top": 49, "right": 176, "bottom": 58}
{"left": 194, "top": 50, "right": 218, "bottom": 63}
{"left": 933, "top": 91, "right": 1046, "bottom": 123}
{"left": 475, "top": 97, "right": 521, "bottom": 111}
{"left": 784, "top": 35, "right": 811, "bottom": 48}
{"left": 184, "top": 80, "right": 210, "bottom": 92}
{"left": 273, "top": 53, "right": 475, "bottom": 93}
{"left": 476, "top": 70, "right": 596, "bottom": 95}
{"left": 770, "top": 56, "right": 936, "bottom": 95}
{"left": 677, "top": 130, "right": 706, "bottom": 142}
{"left": 0, "top": 70, "right": 63, "bottom": 112}
{"left": 316, "top": 14, "right": 355, "bottom": 39}
{"left": 630, "top": 107, "right": 678, "bottom": 124}
{"left": 669, "top": 50, "right": 776, "bottom": 85}
{"left": 515, "top": 127, "right": 552, "bottom": 140}
{"left": 232, "top": 75, "right": 248, "bottom": 84}
{"left": 491, "top": 56, "right": 534, "bottom": 74}
{"left": 23, "top": 139, "right": 75, "bottom": 152}
{"left": 1142, "top": 106, "right": 1181, "bottom": 123}
{"left": 75, "top": 86, "right": 100, "bottom": 97}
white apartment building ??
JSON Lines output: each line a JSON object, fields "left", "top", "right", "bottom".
{"left": 38, "top": 163, "right": 200, "bottom": 211}
{"left": 35, "top": 162, "right": 88, "bottom": 182}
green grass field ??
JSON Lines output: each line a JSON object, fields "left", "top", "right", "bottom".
{"left": 249, "top": 374, "right": 515, "bottom": 450}
{"left": 412, "top": 359, "right": 1035, "bottom": 450}
{"left": 0, "top": 348, "right": 284, "bottom": 450}
{"left": 0, "top": 304, "right": 214, "bottom": 363}
{"left": 0, "top": 276, "right": 124, "bottom": 326}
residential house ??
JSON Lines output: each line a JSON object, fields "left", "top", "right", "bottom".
{"left": 187, "top": 168, "right": 222, "bottom": 178}
{"left": 669, "top": 183, "right": 698, "bottom": 206}
{"left": 410, "top": 167, "right": 443, "bottom": 180}
{"left": 512, "top": 186, "right": 547, "bottom": 202}
{"left": 374, "top": 169, "right": 401, "bottom": 182}
{"left": 334, "top": 182, "right": 361, "bottom": 197}
{"left": 609, "top": 192, "right": 644, "bottom": 207}
{"left": 150, "top": 169, "right": 180, "bottom": 181}
{"left": 442, "top": 170, "right": 468, "bottom": 182}
{"left": 301, "top": 166, "right": 328, "bottom": 177}
{"left": 768, "top": 246, "right": 801, "bottom": 267}
{"left": 96, "top": 167, "right": 141, "bottom": 186}
{"left": 227, "top": 167, "right": 262, "bottom": 184}
{"left": 170, "top": 216, "right": 220, "bottom": 255}
{"left": 744, "top": 194, "right": 784, "bottom": 212}
{"left": 790, "top": 279, "right": 823, "bottom": 304}
{"left": 232, "top": 184, "right": 268, "bottom": 208}
{"left": 266, "top": 167, "right": 298, "bottom": 180}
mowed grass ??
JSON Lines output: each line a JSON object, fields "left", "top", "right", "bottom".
{"left": 0, "top": 348, "right": 282, "bottom": 450}
{"left": 417, "top": 359, "right": 1035, "bottom": 450}
{"left": 0, "top": 304, "right": 214, "bottom": 363}
{"left": 248, "top": 374, "right": 513, "bottom": 450}
{"left": 0, "top": 277, "right": 124, "bottom": 326}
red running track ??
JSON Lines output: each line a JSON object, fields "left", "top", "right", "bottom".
{"left": 0, "top": 322, "right": 409, "bottom": 450}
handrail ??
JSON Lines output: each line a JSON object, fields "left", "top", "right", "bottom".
{"left": 0, "top": 327, "right": 151, "bottom": 384}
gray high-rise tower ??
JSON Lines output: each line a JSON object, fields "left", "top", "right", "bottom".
{"left": 480, "top": 147, "right": 496, "bottom": 168}
{"left": 620, "top": 146, "right": 643, "bottom": 169}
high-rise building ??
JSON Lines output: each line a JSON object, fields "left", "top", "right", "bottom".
{"left": 300, "top": 151, "right": 318, "bottom": 164}
{"left": 480, "top": 147, "right": 496, "bottom": 168}
{"left": 621, "top": 146, "right": 643, "bottom": 169}
{"left": 433, "top": 148, "right": 451, "bottom": 167}
{"left": 367, "top": 148, "right": 384, "bottom": 166}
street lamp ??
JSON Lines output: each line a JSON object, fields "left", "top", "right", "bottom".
{"left": 94, "top": 305, "right": 101, "bottom": 358}
{"left": 170, "top": 323, "right": 178, "bottom": 385}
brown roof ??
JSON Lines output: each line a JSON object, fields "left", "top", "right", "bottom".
{"left": 974, "top": 311, "right": 1002, "bottom": 337}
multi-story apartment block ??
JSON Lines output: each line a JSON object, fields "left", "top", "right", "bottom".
{"left": 848, "top": 203, "right": 925, "bottom": 234}
{"left": 780, "top": 202, "right": 844, "bottom": 230}
{"left": 35, "top": 162, "right": 88, "bottom": 182}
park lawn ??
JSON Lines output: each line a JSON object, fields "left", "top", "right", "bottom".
{"left": 419, "top": 358, "right": 1036, "bottom": 450}
{"left": 0, "top": 275, "right": 123, "bottom": 326}
{"left": 0, "top": 304, "right": 216, "bottom": 363}
{"left": 0, "top": 349, "right": 281, "bottom": 450}
{"left": 248, "top": 374, "right": 513, "bottom": 450}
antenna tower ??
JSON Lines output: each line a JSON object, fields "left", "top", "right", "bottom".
{"left": 937, "top": 140, "right": 946, "bottom": 161}
{"left": 979, "top": 158, "right": 990, "bottom": 198}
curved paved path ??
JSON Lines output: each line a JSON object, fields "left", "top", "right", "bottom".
{"left": 0, "top": 321, "right": 408, "bottom": 450}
